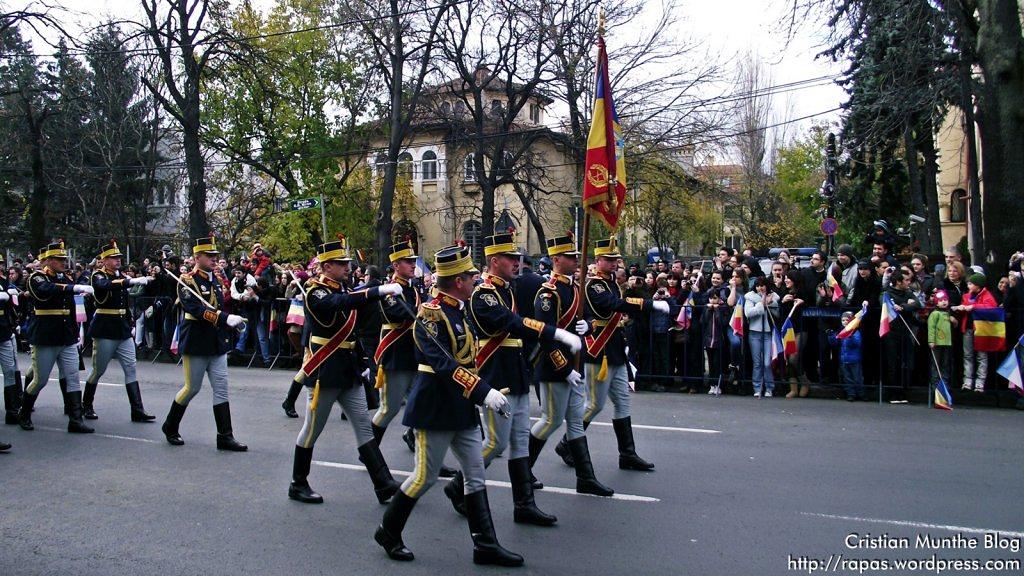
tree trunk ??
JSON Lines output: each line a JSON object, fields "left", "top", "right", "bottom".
{"left": 26, "top": 114, "right": 48, "bottom": 248}
{"left": 511, "top": 182, "right": 547, "bottom": 250}
{"left": 903, "top": 123, "right": 927, "bottom": 253}
{"left": 975, "top": 0, "right": 1024, "bottom": 272}
{"left": 919, "top": 119, "right": 943, "bottom": 256}
{"left": 182, "top": 113, "right": 208, "bottom": 239}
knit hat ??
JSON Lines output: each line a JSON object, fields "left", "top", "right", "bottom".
{"left": 968, "top": 273, "right": 986, "bottom": 287}
{"left": 934, "top": 290, "right": 949, "bottom": 303}
{"left": 857, "top": 258, "right": 872, "bottom": 270}
{"left": 838, "top": 244, "right": 855, "bottom": 259}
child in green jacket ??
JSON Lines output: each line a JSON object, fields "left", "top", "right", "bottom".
{"left": 928, "top": 290, "right": 954, "bottom": 387}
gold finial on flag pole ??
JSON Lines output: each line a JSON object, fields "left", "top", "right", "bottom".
{"left": 598, "top": 7, "right": 606, "bottom": 36}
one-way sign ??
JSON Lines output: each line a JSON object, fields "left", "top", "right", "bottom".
{"left": 287, "top": 197, "right": 320, "bottom": 211}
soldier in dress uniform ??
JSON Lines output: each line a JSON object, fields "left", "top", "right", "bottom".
{"left": 554, "top": 237, "right": 669, "bottom": 471}
{"left": 374, "top": 244, "right": 523, "bottom": 567}
{"left": 18, "top": 241, "right": 96, "bottom": 433}
{"left": 527, "top": 235, "right": 614, "bottom": 496}
{"left": 369, "top": 240, "right": 421, "bottom": 445}
{"left": 444, "top": 232, "right": 581, "bottom": 527}
{"left": 287, "top": 235, "right": 405, "bottom": 505}
{"left": 0, "top": 254, "right": 18, "bottom": 450}
{"left": 81, "top": 240, "right": 155, "bottom": 422}
{"left": 160, "top": 236, "right": 248, "bottom": 450}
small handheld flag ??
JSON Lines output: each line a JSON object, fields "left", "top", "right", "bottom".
{"left": 74, "top": 294, "right": 87, "bottom": 323}
{"left": 827, "top": 269, "right": 844, "bottom": 302}
{"left": 933, "top": 377, "right": 954, "bottom": 411}
{"left": 837, "top": 303, "right": 867, "bottom": 339}
{"left": 781, "top": 318, "right": 798, "bottom": 358}
{"left": 676, "top": 293, "right": 694, "bottom": 329}
{"left": 771, "top": 328, "right": 786, "bottom": 370}
{"left": 286, "top": 298, "right": 305, "bottom": 325}
{"left": 879, "top": 292, "right": 897, "bottom": 338}
{"left": 170, "top": 324, "right": 180, "bottom": 355}
{"left": 996, "top": 333, "right": 1023, "bottom": 395}
{"left": 730, "top": 294, "right": 745, "bottom": 337}
{"left": 971, "top": 307, "right": 1006, "bottom": 352}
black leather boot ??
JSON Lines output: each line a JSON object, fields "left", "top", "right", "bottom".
{"left": 281, "top": 378, "right": 303, "bottom": 418}
{"left": 613, "top": 416, "right": 654, "bottom": 471}
{"left": 554, "top": 434, "right": 574, "bottom": 467}
{"left": 82, "top": 380, "right": 98, "bottom": 420}
{"left": 358, "top": 441, "right": 399, "bottom": 504}
{"left": 66, "top": 391, "right": 95, "bottom": 434}
{"left": 125, "top": 382, "right": 155, "bottom": 422}
{"left": 213, "top": 402, "right": 247, "bottom": 451}
{"left": 364, "top": 379, "right": 379, "bottom": 410}
{"left": 288, "top": 445, "right": 323, "bottom": 503}
{"left": 17, "top": 391, "right": 37, "bottom": 430}
{"left": 569, "top": 436, "right": 614, "bottom": 496}
{"left": 4, "top": 381, "right": 21, "bottom": 425}
{"left": 0, "top": 439, "right": 9, "bottom": 451}
{"left": 371, "top": 423, "right": 386, "bottom": 447}
{"left": 162, "top": 401, "right": 187, "bottom": 445}
{"left": 374, "top": 491, "right": 418, "bottom": 561}
{"left": 59, "top": 378, "right": 69, "bottom": 415}
{"left": 465, "top": 490, "right": 524, "bottom": 567}
{"left": 527, "top": 434, "right": 546, "bottom": 489}
{"left": 402, "top": 427, "right": 415, "bottom": 452}
{"left": 508, "top": 457, "right": 557, "bottom": 526}
{"left": 444, "top": 470, "right": 467, "bottom": 516}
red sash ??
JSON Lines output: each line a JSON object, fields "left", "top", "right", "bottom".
{"left": 301, "top": 310, "right": 358, "bottom": 377}
{"left": 474, "top": 286, "right": 515, "bottom": 369}
{"left": 584, "top": 312, "right": 623, "bottom": 357}
{"left": 374, "top": 321, "right": 413, "bottom": 363}
{"left": 558, "top": 287, "right": 580, "bottom": 329}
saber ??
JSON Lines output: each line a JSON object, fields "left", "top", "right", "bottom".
{"left": 286, "top": 269, "right": 308, "bottom": 299}
{"left": 163, "top": 266, "right": 245, "bottom": 332}
{"left": 391, "top": 295, "right": 510, "bottom": 419}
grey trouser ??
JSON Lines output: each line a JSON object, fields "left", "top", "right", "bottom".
{"left": 296, "top": 384, "right": 374, "bottom": 449}
{"left": 87, "top": 338, "right": 137, "bottom": 385}
{"left": 1, "top": 336, "right": 18, "bottom": 387}
{"left": 176, "top": 354, "right": 229, "bottom": 406}
{"left": 481, "top": 392, "right": 530, "bottom": 464}
{"left": 582, "top": 361, "right": 630, "bottom": 422}
{"left": 531, "top": 380, "right": 586, "bottom": 441}
{"left": 27, "top": 345, "right": 80, "bottom": 395}
{"left": 962, "top": 329, "right": 989, "bottom": 389}
{"left": 401, "top": 428, "right": 487, "bottom": 499}
{"left": 371, "top": 370, "right": 414, "bottom": 429}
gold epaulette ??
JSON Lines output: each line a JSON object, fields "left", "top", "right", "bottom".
{"left": 419, "top": 303, "right": 443, "bottom": 322}
{"left": 541, "top": 281, "right": 557, "bottom": 291}
{"left": 475, "top": 282, "right": 496, "bottom": 291}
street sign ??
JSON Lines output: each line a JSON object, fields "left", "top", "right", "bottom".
{"left": 820, "top": 217, "right": 839, "bottom": 236}
{"left": 288, "top": 197, "right": 321, "bottom": 211}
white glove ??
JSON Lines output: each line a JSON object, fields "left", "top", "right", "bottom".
{"left": 566, "top": 369, "right": 583, "bottom": 388}
{"left": 484, "top": 388, "right": 509, "bottom": 412}
{"left": 6, "top": 288, "right": 17, "bottom": 296}
{"left": 574, "top": 319, "right": 589, "bottom": 335}
{"left": 554, "top": 328, "right": 582, "bottom": 354}
{"left": 361, "top": 368, "right": 371, "bottom": 380}
{"left": 226, "top": 314, "right": 245, "bottom": 328}
{"left": 144, "top": 306, "right": 154, "bottom": 319}
{"left": 652, "top": 300, "right": 670, "bottom": 313}
{"left": 378, "top": 283, "right": 403, "bottom": 296}
{"left": 73, "top": 285, "right": 95, "bottom": 296}
{"left": 129, "top": 276, "right": 150, "bottom": 286}
{"left": 0, "top": 292, "right": 8, "bottom": 303}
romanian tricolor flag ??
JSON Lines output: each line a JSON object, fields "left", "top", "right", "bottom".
{"left": 170, "top": 324, "right": 180, "bottom": 355}
{"left": 781, "top": 318, "right": 797, "bottom": 358}
{"left": 771, "top": 328, "right": 786, "bottom": 370}
{"left": 933, "top": 377, "right": 953, "bottom": 411}
{"left": 730, "top": 294, "right": 744, "bottom": 337}
{"left": 582, "top": 34, "right": 627, "bottom": 231}
{"left": 997, "top": 333, "right": 1023, "bottom": 394}
{"left": 74, "top": 294, "right": 87, "bottom": 323}
{"left": 676, "top": 293, "right": 694, "bottom": 329}
{"left": 827, "top": 269, "right": 844, "bottom": 302}
{"left": 972, "top": 307, "right": 1006, "bottom": 352}
{"left": 837, "top": 303, "right": 867, "bottom": 339}
{"left": 286, "top": 298, "right": 305, "bottom": 325}
{"left": 879, "top": 292, "right": 897, "bottom": 338}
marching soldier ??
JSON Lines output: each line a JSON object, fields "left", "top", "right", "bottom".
{"left": 288, "top": 234, "right": 404, "bottom": 505}
{"left": 369, "top": 240, "right": 420, "bottom": 444}
{"left": 374, "top": 244, "right": 523, "bottom": 567}
{"left": 444, "top": 232, "right": 581, "bottom": 527}
{"left": 18, "top": 241, "right": 96, "bottom": 433}
{"left": 160, "top": 236, "right": 248, "bottom": 450}
{"left": 555, "top": 237, "right": 668, "bottom": 471}
{"left": 81, "top": 240, "right": 155, "bottom": 422}
{"left": 528, "top": 235, "right": 614, "bottom": 496}
{"left": 0, "top": 254, "right": 19, "bottom": 450}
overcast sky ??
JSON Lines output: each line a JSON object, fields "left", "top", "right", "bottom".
{"left": 16, "top": 0, "right": 846, "bottom": 151}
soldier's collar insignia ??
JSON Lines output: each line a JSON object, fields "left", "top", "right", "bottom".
{"left": 191, "top": 266, "right": 210, "bottom": 280}
{"left": 438, "top": 291, "right": 462, "bottom": 309}
{"left": 102, "top": 267, "right": 116, "bottom": 275}
{"left": 317, "top": 274, "right": 340, "bottom": 290}
{"left": 552, "top": 272, "right": 572, "bottom": 284}
{"left": 483, "top": 273, "right": 507, "bottom": 288}
{"left": 393, "top": 275, "right": 411, "bottom": 287}
{"left": 42, "top": 266, "right": 55, "bottom": 277}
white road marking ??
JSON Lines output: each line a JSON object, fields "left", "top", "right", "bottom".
{"left": 36, "top": 426, "right": 160, "bottom": 444}
{"left": 46, "top": 378, "right": 122, "bottom": 388}
{"left": 313, "top": 460, "right": 660, "bottom": 502}
{"left": 801, "top": 512, "right": 1024, "bottom": 539}
{"left": 527, "top": 416, "right": 720, "bottom": 434}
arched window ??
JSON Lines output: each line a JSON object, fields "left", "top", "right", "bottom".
{"left": 374, "top": 153, "right": 387, "bottom": 177}
{"left": 454, "top": 101, "right": 467, "bottom": 118}
{"left": 439, "top": 102, "right": 452, "bottom": 117}
{"left": 421, "top": 150, "right": 438, "bottom": 181}
{"left": 949, "top": 188, "right": 967, "bottom": 223}
{"left": 498, "top": 151, "right": 515, "bottom": 179}
{"left": 464, "top": 154, "right": 476, "bottom": 182}
{"left": 463, "top": 220, "right": 483, "bottom": 264}
{"left": 398, "top": 152, "right": 414, "bottom": 181}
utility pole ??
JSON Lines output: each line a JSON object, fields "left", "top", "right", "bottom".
{"left": 820, "top": 132, "right": 839, "bottom": 257}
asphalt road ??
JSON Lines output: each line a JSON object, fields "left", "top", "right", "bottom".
{"left": 2, "top": 354, "right": 1022, "bottom": 576}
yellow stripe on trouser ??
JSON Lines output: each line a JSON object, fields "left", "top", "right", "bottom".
{"left": 372, "top": 376, "right": 389, "bottom": 427}
{"left": 404, "top": 430, "right": 429, "bottom": 498}
{"left": 301, "top": 381, "right": 322, "bottom": 448}
{"left": 27, "top": 347, "right": 40, "bottom": 395}
{"left": 175, "top": 356, "right": 193, "bottom": 404}
{"left": 481, "top": 407, "right": 499, "bottom": 460}
{"left": 87, "top": 339, "right": 99, "bottom": 385}
{"left": 584, "top": 364, "right": 598, "bottom": 423}
{"left": 537, "top": 381, "right": 556, "bottom": 439}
